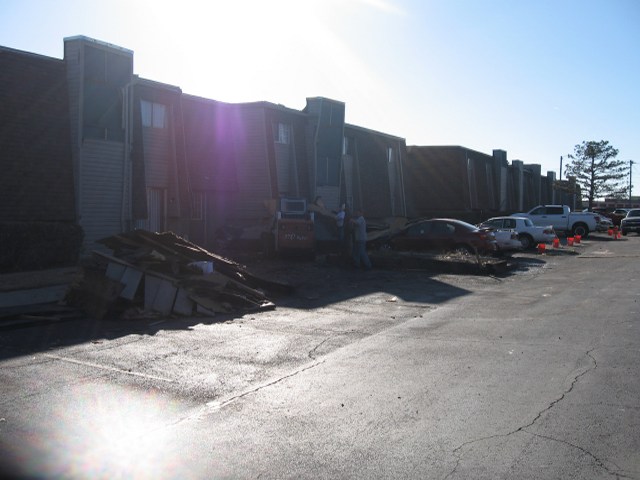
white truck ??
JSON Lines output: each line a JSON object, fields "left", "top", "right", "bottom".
{"left": 512, "top": 205, "right": 599, "bottom": 238}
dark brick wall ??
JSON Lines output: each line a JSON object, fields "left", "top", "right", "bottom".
{"left": 0, "top": 48, "right": 75, "bottom": 222}
{"left": 405, "top": 146, "right": 470, "bottom": 217}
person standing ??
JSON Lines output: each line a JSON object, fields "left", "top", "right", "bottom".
{"left": 335, "top": 204, "right": 346, "bottom": 244}
{"left": 351, "top": 209, "right": 372, "bottom": 270}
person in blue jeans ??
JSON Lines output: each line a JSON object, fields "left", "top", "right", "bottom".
{"left": 351, "top": 209, "right": 372, "bottom": 270}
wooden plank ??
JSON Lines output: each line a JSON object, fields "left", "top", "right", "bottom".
{"left": 195, "top": 304, "right": 217, "bottom": 317}
{"left": 144, "top": 274, "right": 162, "bottom": 311}
{"left": 119, "top": 267, "right": 143, "bottom": 300}
{"left": 105, "top": 262, "right": 126, "bottom": 282}
{"left": 189, "top": 294, "right": 232, "bottom": 313}
{"left": 0, "top": 285, "right": 69, "bottom": 308}
{"left": 0, "top": 267, "right": 79, "bottom": 292}
{"left": 172, "top": 288, "right": 194, "bottom": 316}
{"left": 144, "top": 274, "right": 177, "bottom": 315}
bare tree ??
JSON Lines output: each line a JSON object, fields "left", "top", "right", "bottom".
{"left": 565, "top": 140, "right": 629, "bottom": 211}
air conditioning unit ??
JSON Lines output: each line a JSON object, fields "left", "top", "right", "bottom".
{"left": 280, "top": 198, "right": 307, "bottom": 215}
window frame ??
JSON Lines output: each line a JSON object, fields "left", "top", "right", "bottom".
{"left": 141, "top": 100, "right": 167, "bottom": 129}
{"left": 274, "top": 122, "right": 290, "bottom": 144}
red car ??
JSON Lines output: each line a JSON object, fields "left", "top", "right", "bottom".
{"left": 387, "top": 218, "right": 498, "bottom": 254}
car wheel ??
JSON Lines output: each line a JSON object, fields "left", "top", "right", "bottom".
{"left": 622, "top": 230, "right": 628, "bottom": 236}
{"left": 452, "top": 244, "right": 474, "bottom": 256}
{"left": 378, "top": 242, "right": 393, "bottom": 251}
{"left": 519, "top": 234, "right": 533, "bottom": 250}
{"left": 572, "top": 223, "right": 589, "bottom": 238}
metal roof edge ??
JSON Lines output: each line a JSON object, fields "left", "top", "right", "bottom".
{"left": 0, "top": 45, "right": 63, "bottom": 63}
{"left": 136, "top": 76, "right": 182, "bottom": 93}
{"left": 181, "top": 94, "right": 307, "bottom": 115}
{"left": 345, "top": 123, "right": 405, "bottom": 142}
{"left": 63, "top": 35, "right": 134, "bottom": 55}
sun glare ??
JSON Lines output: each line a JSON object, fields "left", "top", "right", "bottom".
{"left": 30, "top": 383, "right": 186, "bottom": 479}
{"left": 128, "top": 0, "right": 386, "bottom": 107}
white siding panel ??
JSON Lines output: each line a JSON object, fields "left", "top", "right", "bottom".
{"left": 80, "top": 140, "right": 125, "bottom": 248}
{"left": 316, "top": 186, "right": 340, "bottom": 211}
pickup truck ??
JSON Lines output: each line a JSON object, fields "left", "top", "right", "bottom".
{"left": 512, "top": 205, "right": 599, "bottom": 238}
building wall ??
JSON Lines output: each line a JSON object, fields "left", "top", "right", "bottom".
{"left": 0, "top": 47, "right": 75, "bottom": 222}
{"left": 64, "top": 40, "right": 82, "bottom": 217}
{"left": 232, "top": 106, "right": 273, "bottom": 221}
{"left": 79, "top": 139, "right": 125, "bottom": 245}
{"left": 142, "top": 120, "right": 172, "bottom": 187}
{"left": 264, "top": 105, "right": 309, "bottom": 199}
{"left": 345, "top": 125, "right": 407, "bottom": 219}
{"left": 304, "top": 98, "right": 345, "bottom": 209}
{"left": 64, "top": 36, "right": 134, "bottom": 250}
{"left": 182, "top": 96, "right": 240, "bottom": 246}
{"left": 3, "top": 37, "right": 567, "bottom": 256}
{"left": 405, "top": 146, "right": 511, "bottom": 222}
{"left": 134, "top": 81, "right": 190, "bottom": 235}
{"left": 182, "top": 98, "right": 277, "bottom": 244}
{"left": 492, "top": 150, "right": 509, "bottom": 212}
{"left": 404, "top": 146, "right": 470, "bottom": 218}
{"left": 464, "top": 149, "right": 499, "bottom": 213}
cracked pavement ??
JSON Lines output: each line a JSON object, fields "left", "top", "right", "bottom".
{"left": 1, "top": 236, "right": 639, "bottom": 479}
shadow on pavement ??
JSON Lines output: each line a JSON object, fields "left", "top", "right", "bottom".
{"left": 0, "top": 249, "right": 549, "bottom": 361}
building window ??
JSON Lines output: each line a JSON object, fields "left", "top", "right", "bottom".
{"left": 83, "top": 45, "right": 131, "bottom": 141}
{"left": 274, "top": 123, "right": 290, "bottom": 144}
{"left": 141, "top": 100, "right": 166, "bottom": 128}
{"left": 191, "top": 192, "right": 203, "bottom": 220}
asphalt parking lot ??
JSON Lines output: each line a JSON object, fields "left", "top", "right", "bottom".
{"left": 1, "top": 233, "right": 639, "bottom": 479}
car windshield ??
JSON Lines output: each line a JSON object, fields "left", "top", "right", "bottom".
{"left": 627, "top": 210, "right": 640, "bottom": 217}
{"left": 481, "top": 219, "right": 500, "bottom": 229}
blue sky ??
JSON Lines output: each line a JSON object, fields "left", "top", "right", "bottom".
{"left": 2, "top": 0, "right": 639, "bottom": 195}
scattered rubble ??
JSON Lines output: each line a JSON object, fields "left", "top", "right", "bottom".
{"left": 67, "top": 230, "right": 293, "bottom": 320}
{"left": 0, "top": 267, "right": 83, "bottom": 327}
{"left": 368, "top": 249, "right": 511, "bottom": 274}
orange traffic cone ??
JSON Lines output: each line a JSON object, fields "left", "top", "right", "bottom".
{"left": 574, "top": 235, "right": 581, "bottom": 244}
{"left": 537, "top": 243, "right": 546, "bottom": 254}
{"left": 553, "top": 238, "right": 560, "bottom": 248}
{"left": 567, "top": 237, "right": 574, "bottom": 246}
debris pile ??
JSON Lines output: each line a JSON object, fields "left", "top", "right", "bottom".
{"left": 0, "top": 267, "right": 82, "bottom": 327}
{"left": 68, "top": 230, "right": 293, "bottom": 319}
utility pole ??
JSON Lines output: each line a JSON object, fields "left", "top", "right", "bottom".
{"left": 630, "top": 160, "right": 634, "bottom": 200}
{"left": 559, "top": 156, "right": 563, "bottom": 181}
